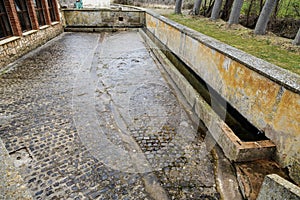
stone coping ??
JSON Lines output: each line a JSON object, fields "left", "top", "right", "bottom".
{"left": 0, "top": 36, "right": 20, "bottom": 46}
{"left": 142, "top": 9, "right": 300, "bottom": 94}
{"left": 22, "top": 30, "right": 38, "bottom": 37}
{"left": 39, "top": 25, "right": 50, "bottom": 30}
{"left": 51, "top": 21, "right": 60, "bottom": 26}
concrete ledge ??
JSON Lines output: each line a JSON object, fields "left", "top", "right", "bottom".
{"left": 51, "top": 21, "right": 60, "bottom": 26}
{"left": 22, "top": 30, "right": 38, "bottom": 37}
{"left": 39, "top": 25, "right": 50, "bottom": 30}
{"left": 257, "top": 174, "right": 300, "bottom": 200}
{"left": 213, "top": 146, "right": 243, "bottom": 200}
{"left": 0, "top": 36, "right": 20, "bottom": 46}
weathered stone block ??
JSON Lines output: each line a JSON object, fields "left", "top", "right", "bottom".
{"left": 257, "top": 174, "right": 300, "bottom": 200}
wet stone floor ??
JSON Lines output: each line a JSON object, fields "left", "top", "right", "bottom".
{"left": 0, "top": 31, "right": 220, "bottom": 199}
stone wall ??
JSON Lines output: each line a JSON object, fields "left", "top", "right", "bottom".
{"left": 144, "top": 11, "right": 300, "bottom": 185}
{"left": 0, "top": 23, "right": 63, "bottom": 70}
{"left": 62, "top": 9, "right": 144, "bottom": 29}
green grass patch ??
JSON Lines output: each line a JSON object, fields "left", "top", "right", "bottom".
{"left": 165, "top": 14, "right": 300, "bottom": 75}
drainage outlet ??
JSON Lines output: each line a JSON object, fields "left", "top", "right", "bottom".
{"left": 9, "top": 147, "right": 33, "bottom": 168}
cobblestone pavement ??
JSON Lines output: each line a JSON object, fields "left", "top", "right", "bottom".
{"left": 0, "top": 31, "right": 220, "bottom": 199}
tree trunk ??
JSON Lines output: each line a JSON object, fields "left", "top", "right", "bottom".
{"left": 204, "top": 0, "right": 215, "bottom": 17}
{"left": 210, "top": 0, "right": 223, "bottom": 20}
{"left": 203, "top": 0, "right": 207, "bottom": 15}
{"left": 175, "top": 0, "right": 183, "bottom": 14}
{"left": 192, "top": 0, "right": 203, "bottom": 15}
{"left": 272, "top": 0, "right": 281, "bottom": 21}
{"left": 254, "top": 0, "right": 277, "bottom": 35}
{"left": 259, "top": 0, "right": 264, "bottom": 12}
{"left": 228, "top": 0, "right": 244, "bottom": 25}
{"left": 292, "top": 28, "right": 300, "bottom": 45}
{"left": 221, "top": 0, "right": 234, "bottom": 21}
{"left": 246, "top": 0, "right": 254, "bottom": 26}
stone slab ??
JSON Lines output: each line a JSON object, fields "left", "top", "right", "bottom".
{"left": 235, "top": 160, "right": 290, "bottom": 200}
{"left": 257, "top": 174, "right": 300, "bottom": 200}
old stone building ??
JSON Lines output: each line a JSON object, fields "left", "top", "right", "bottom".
{"left": 0, "top": 0, "right": 63, "bottom": 69}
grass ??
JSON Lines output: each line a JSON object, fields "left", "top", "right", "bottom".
{"left": 164, "top": 14, "right": 300, "bottom": 75}
{"left": 241, "top": 0, "right": 300, "bottom": 19}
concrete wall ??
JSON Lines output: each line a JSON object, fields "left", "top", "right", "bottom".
{"left": 144, "top": 11, "right": 300, "bottom": 185}
{"left": 63, "top": 9, "right": 144, "bottom": 29}
{"left": 0, "top": 23, "right": 63, "bottom": 70}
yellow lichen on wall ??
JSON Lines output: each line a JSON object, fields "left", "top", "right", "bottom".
{"left": 146, "top": 14, "right": 156, "bottom": 30}
{"left": 226, "top": 61, "right": 280, "bottom": 124}
{"left": 165, "top": 25, "right": 181, "bottom": 52}
{"left": 271, "top": 90, "right": 300, "bottom": 165}
{"left": 273, "top": 91, "right": 300, "bottom": 133}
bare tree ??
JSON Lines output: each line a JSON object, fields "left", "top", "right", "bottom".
{"left": 204, "top": 0, "right": 216, "bottom": 17}
{"left": 228, "top": 0, "right": 244, "bottom": 25}
{"left": 292, "top": 28, "right": 300, "bottom": 45}
{"left": 272, "top": 0, "right": 281, "bottom": 20}
{"left": 245, "top": 0, "right": 255, "bottom": 26}
{"left": 192, "top": 0, "right": 203, "bottom": 15}
{"left": 254, "top": 0, "right": 278, "bottom": 35}
{"left": 221, "top": 0, "right": 234, "bottom": 20}
{"left": 210, "top": 0, "right": 223, "bottom": 20}
{"left": 175, "top": 0, "right": 183, "bottom": 14}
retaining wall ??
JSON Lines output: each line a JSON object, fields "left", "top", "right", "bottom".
{"left": 62, "top": 9, "right": 145, "bottom": 30}
{"left": 143, "top": 11, "right": 300, "bottom": 185}
{"left": 0, "top": 23, "right": 63, "bottom": 70}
